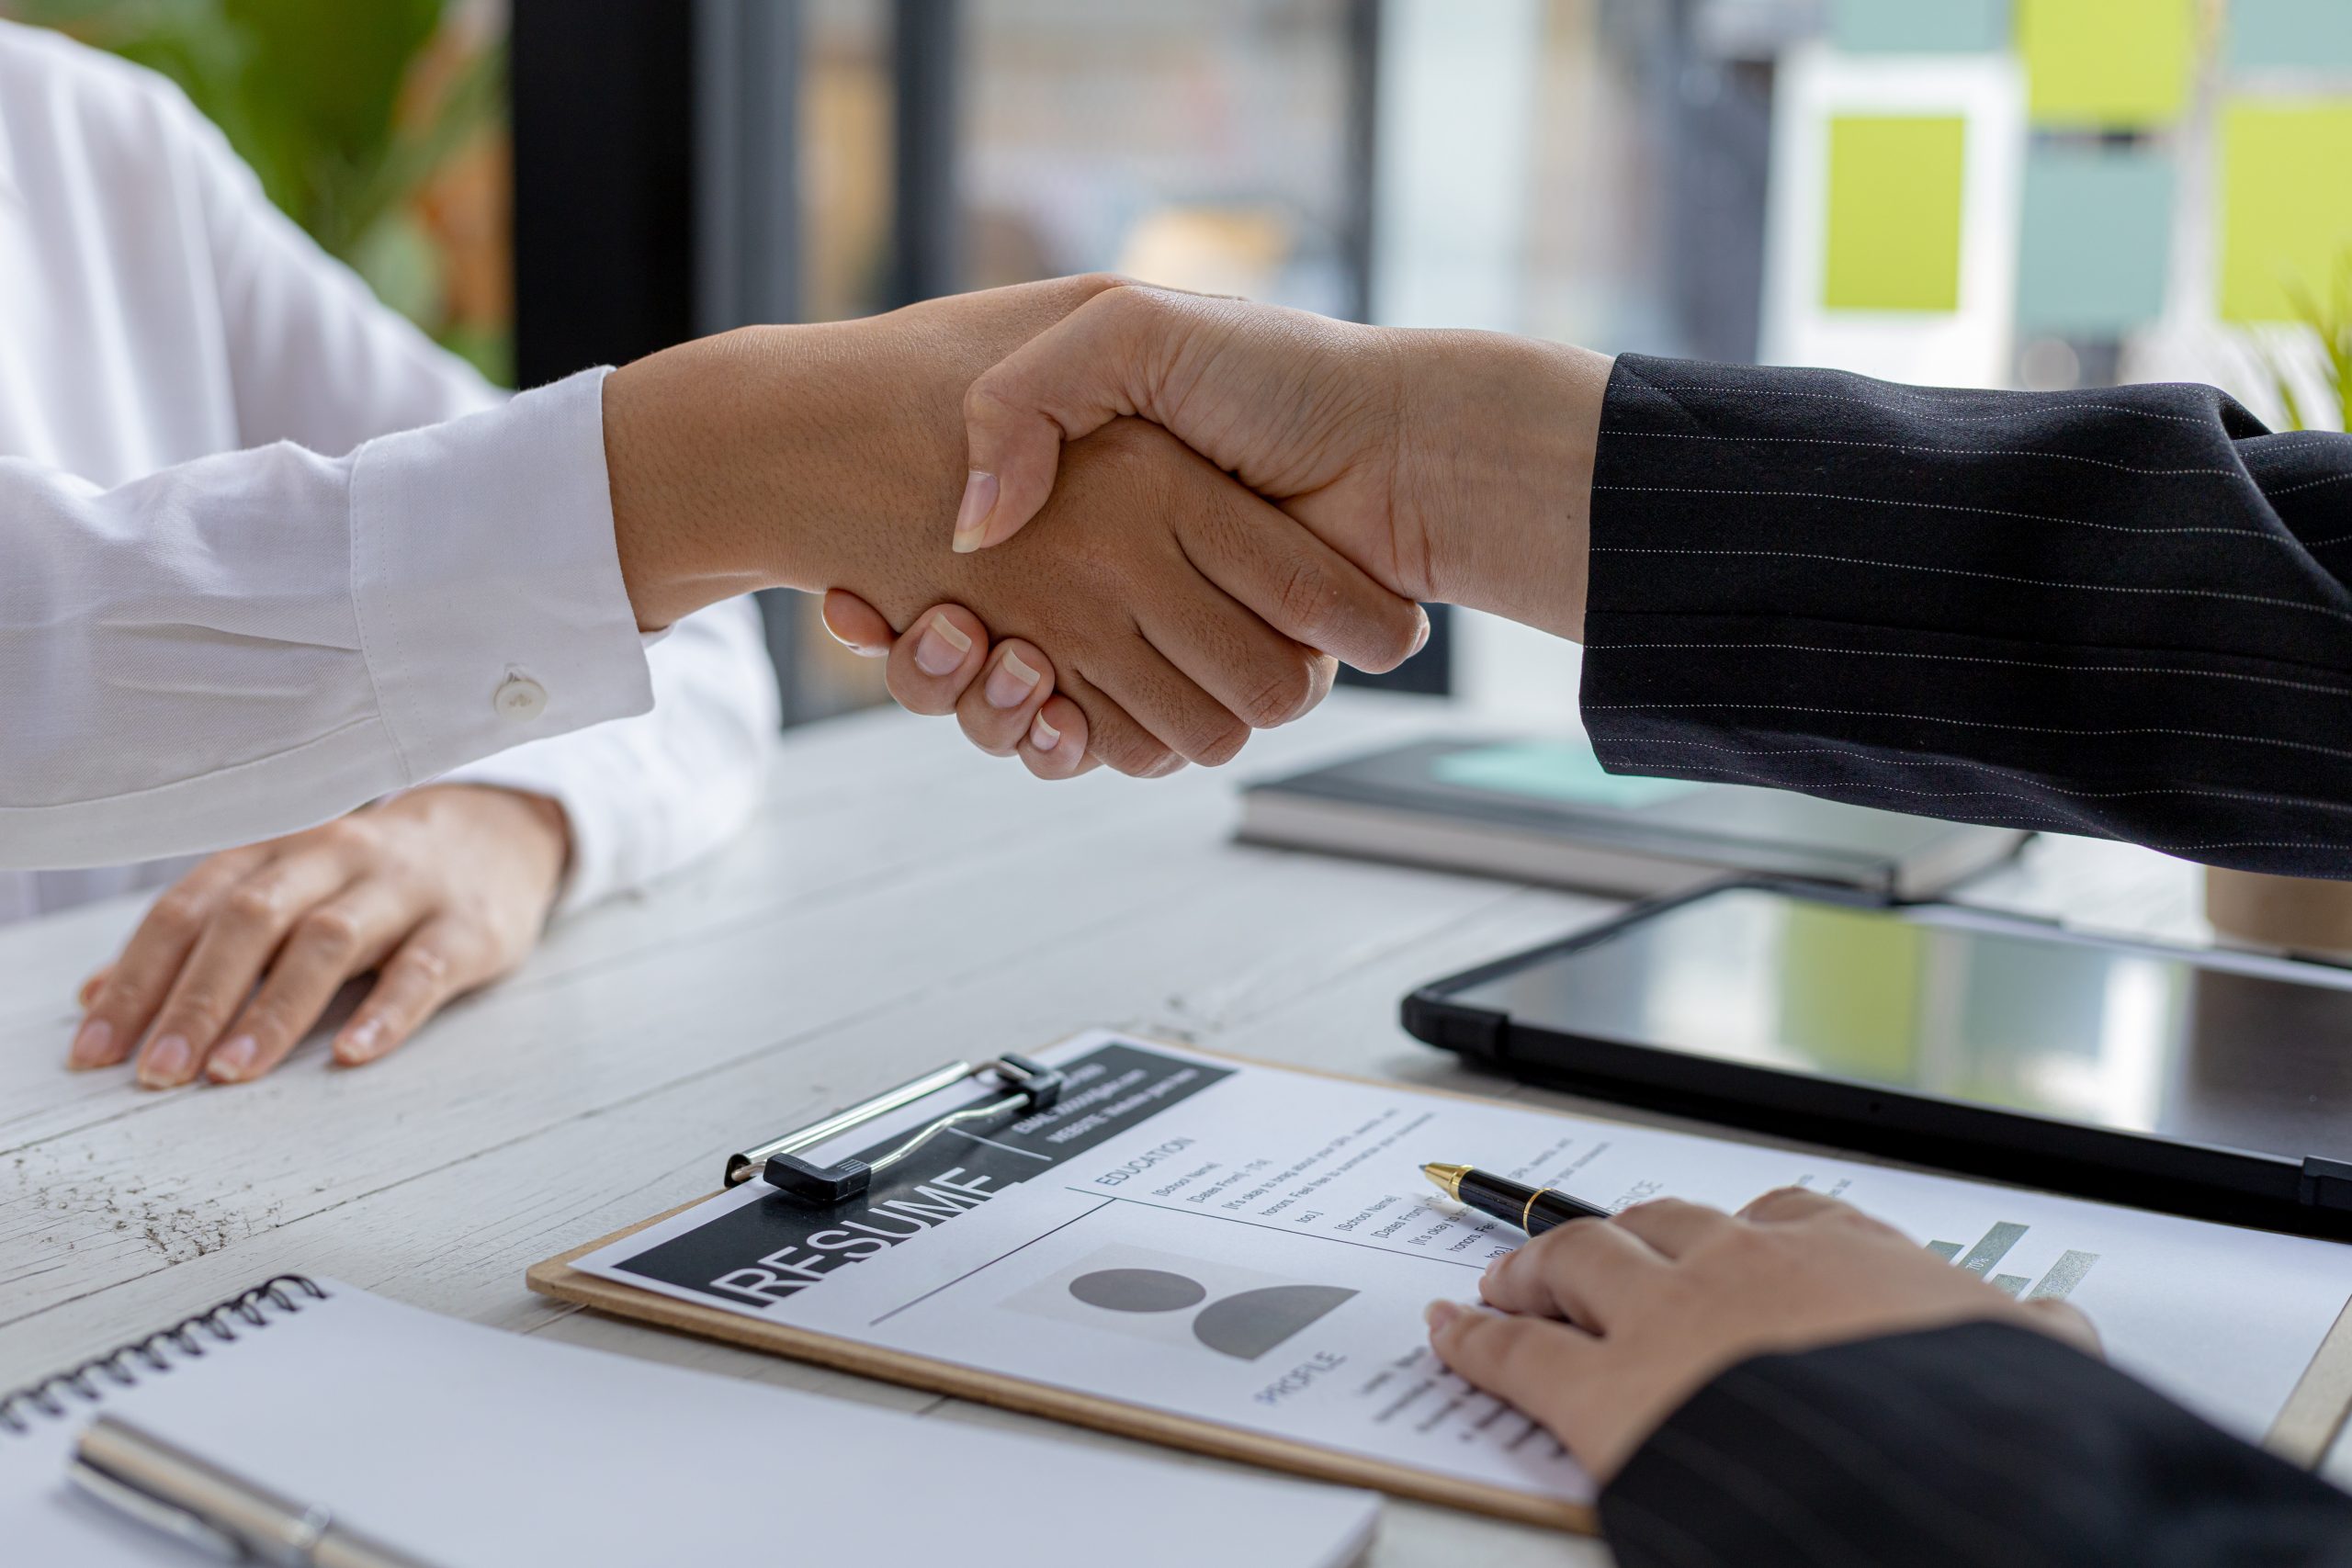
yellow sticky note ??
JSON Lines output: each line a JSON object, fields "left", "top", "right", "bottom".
{"left": 2221, "top": 99, "right": 2352, "bottom": 322}
{"left": 2017, "top": 0, "right": 2195, "bottom": 129}
{"left": 1823, "top": 115, "right": 1967, "bottom": 312}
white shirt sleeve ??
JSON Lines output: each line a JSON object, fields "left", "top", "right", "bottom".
{"left": 0, "top": 40, "right": 781, "bottom": 894}
{"left": 147, "top": 69, "right": 782, "bottom": 912}
{"left": 0, "top": 369, "right": 656, "bottom": 872}
{"left": 442, "top": 595, "right": 781, "bottom": 915}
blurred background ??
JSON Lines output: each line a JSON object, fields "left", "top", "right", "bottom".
{"left": 7, "top": 0, "right": 2347, "bottom": 731}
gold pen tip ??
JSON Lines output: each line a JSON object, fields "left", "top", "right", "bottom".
{"left": 1421, "top": 1162, "right": 1469, "bottom": 1201}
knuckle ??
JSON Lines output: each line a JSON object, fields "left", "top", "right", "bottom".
{"left": 393, "top": 944, "right": 452, "bottom": 987}
{"left": 97, "top": 976, "right": 148, "bottom": 1013}
{"left": 1106, "top": 735, "right": 1175, "bottom": 778}
{"left": 1532, "top": 1222, "right": 1604, "bottom": 1277}
{"left": 1275, "top": 561, "right": 1345, "bottom": 647}
{"left": 1742, "top": 1185, "right": 1815, "bottom": 1221}
{"left": 1239, "top": 657, "right": 1317, "bottom": 729}
{"left": 1189, "top": 717, "right": 1250, "bottom": 769}
{"left": 163, "top": 991, "right": 229, "bottom": 1033}
{"left": 232, "top": 1002, "right": 291, "bottom": 1045}
{"left": 963, "top": 376, "right": 1016, "bottom": 428}
{"left": 293, "top": 907, "right": 365, "bottom": 956}
{"left": 144, "top": 892, "right": 206, "bottom": 939}
{"left": 957, "top": 711, "right": 1022, "bottom": 758}
{"left": 321, "top": 816, "right": 383, "bottom": 857}
{"left": 1712, "top": 1224, "right": 1778, "bottom": 1269}
{"left": 221, "top": 884, "right": 284, "bottom": 929}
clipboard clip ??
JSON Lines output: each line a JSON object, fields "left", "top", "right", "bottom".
{"left": 725, "top": 1055, "right": 1067, "bottom": 1205}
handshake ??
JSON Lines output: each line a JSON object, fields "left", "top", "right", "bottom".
{"left": 603, "top": 275, "right": 1614, "bottom": 775}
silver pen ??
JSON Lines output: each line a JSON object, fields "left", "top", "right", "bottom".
{"left": 69, "top": 1414, "right": 445, "bottom": 1568}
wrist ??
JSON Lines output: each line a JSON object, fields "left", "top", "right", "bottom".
{"left": 406, "top": 783, "right": 572, "bottom": 898}
{"left": 1398, "top": 332, "right": 1611, "bottom": 641}
{"left": 604, "top": 320, "right": 978, "bottom": 632}
{"left": 603, "top": 327, "right": 833, "bottom": 629}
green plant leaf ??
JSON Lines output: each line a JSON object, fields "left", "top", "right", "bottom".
{"left": 2256, "top": 334, "right": 2312, "bottom": 433}
{"left": 339, "top": 37, "right": 505, "bottom": 259}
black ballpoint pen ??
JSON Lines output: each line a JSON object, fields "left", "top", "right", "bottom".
{"left": 1422, "top": 1162, "right": 1610, "bottom": 1235}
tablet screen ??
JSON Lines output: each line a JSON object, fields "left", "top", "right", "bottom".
{"left": 1451, "top": 886, "right": 2352, "bottom": 1160}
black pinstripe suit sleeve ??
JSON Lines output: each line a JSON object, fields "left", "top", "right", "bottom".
{"left": 1600, "top": 1323, "right": 2352, "bottom": 1567}
{"left": 1581, "top": 355, "right": 2352, "bottom": 878}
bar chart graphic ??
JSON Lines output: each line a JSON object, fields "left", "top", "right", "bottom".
{"left": 1925, "top": 1224, "right": 2098, "bottom": 1302}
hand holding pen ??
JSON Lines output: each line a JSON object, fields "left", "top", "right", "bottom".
{"left": 1412, "top": 1180, "right": 2103, "bottom": 1483}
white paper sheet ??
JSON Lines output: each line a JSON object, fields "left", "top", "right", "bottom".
{"left": 1, "top": 1280, "right": 1377, "bottom": 1567}
{"left": 580, "top": 1031, "right": 2352, "bottom": 1509}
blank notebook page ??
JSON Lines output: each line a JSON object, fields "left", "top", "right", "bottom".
{"left": 3, "top": 1280, "right": 1378, "bottom": 1567}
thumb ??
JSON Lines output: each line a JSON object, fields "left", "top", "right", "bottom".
{"left": 2021, "top": 1296, "right": 2104, "bottom": 1359}
{"left": 955, "top": 285, "right": 1197, "bottom": 554}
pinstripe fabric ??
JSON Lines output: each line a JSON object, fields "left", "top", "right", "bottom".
{"left": 1600, "top": 1323, "right": 2352, "bottom": 1566}
{"left": 1583, "top": 356, "right": 2352, "bottom": 876}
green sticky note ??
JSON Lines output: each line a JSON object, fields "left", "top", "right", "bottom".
{"left": 1829, "top": 0, "right": 2009, "bottom": 53}
{"left": 2230, "top": 0, "right": 2352, "bottom": 70}
{"left": 2016, "top": 0, "right": 2195, "bottom": 128}
{"left": 1432, "top": 740, "right": 1705, "bottom": 811}
{"left": 1823, "top": 114, "right": 1968, "bottom": 312}
{"left": 2219, "top": 99, "right": 2352, "bottom": 322}
{"left": 2017, "top": 146, "right": 2175, "bottom": 334}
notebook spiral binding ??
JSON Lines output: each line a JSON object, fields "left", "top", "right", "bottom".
{"left": 0, "top": 1274, "right": 327, "bottom": 1437}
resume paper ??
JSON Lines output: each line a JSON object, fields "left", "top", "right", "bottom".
{"left": 576, "top": 1032, "right": 2352, "bottom": 1506}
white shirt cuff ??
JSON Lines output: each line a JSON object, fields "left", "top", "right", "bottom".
{"left": 348, "top": 367, "right": 653, "bottom": 784}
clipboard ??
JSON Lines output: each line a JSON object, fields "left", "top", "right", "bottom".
{"left": 530, "top": 1037, "right": 2352, "bottom": 1535}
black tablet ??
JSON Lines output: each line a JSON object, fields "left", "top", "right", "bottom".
{"left": 1403, "top": 880, "right": 2352, "bottom": 1237}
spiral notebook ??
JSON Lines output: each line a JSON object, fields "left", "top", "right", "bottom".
{"left": 2, "top": 1277, "right": 1378, "bottom": 1568}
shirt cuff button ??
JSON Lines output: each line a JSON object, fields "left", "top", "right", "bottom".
{"left": 494, "top": 674, "right": 549, "bottom": 722}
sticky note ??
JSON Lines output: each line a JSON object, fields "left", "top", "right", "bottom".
{"left": 2230, "top": 0, "right": 2352, "bottom": 70}
{"left": 2017, "top": 146, "right": 2174, "bottom": 334}
{"left": 1822, "top": 115, "right": 1968, "bottom": 312}
{"left": 2220, "top": 99, "right": 2352, "bottom": 322}
{"left": 2016, "top": 0, "right": 2196, "bottom": 128}
{"left": 1431, "top": 739, "right": 1704, "bottom": 811}
{"left": 1829, "top": 0, "right": 2008, "bottom": 53}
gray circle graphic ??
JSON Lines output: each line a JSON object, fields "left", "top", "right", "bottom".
{"left": 1068, "top": 1268, "right": 1209, "bottom": 1314}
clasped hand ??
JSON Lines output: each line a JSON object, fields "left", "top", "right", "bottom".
{"left": 814, "top": 279, "right": 1607, "bottom": 773}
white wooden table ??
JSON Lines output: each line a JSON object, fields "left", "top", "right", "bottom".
{"left": 0, "top": 692, "right": 2230, "bottom": 1564}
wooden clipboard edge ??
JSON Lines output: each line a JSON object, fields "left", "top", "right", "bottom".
{"left": 526, "top": 1228, "right": 1594, "bottom": 1534}
{"left": 2268, "top": 1292, "right": 2352, "bottom": 1467}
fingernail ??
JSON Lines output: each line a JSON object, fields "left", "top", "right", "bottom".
{"left": 68, "top": 1019, "right": 113, "bottom": 1069}
{"left": 1425, "top": 1300, "right": 1463, "bottom": 1330}
{"left": 820, "top": 603, "right": 888, "bottom": 659}
{"left": 208, "top": 1035, "right": 258, "bottom": 1081}
{"left": 1029, "top": 713, "right": 1062, "bottom": 752}
{"left": 913, "top": 616, "right": 973, "bottom": 677}
{"left": 985, "top": 650, "right": 1042, "bottom": 709}
{"left": 337, "top": 1019, "right": 382, "bottom": 1064}
{"left": 139, "top": 1034, "right": 191, "bottom": 1088}
{"left": 1411, "top": 609, "right": 1431, "bottom": 656}
{"left": 952, "top": 470, "right": 999, "bottom": 553}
